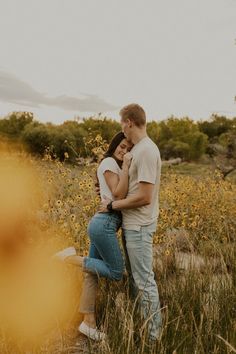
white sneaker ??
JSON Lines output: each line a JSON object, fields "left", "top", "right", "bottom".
{"left": 78, "top": 321, "right": 106, "bottom": 341}
{"left": 52, "top": 246, "right": 76, "bottom": 261}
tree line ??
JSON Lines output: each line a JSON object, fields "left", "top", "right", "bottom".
{"left": 0, "top": 111, "right": 235, "bottom": 162}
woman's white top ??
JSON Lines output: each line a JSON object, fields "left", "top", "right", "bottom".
{"left": 97, "top": 157, "right": 121, "bottom": 201}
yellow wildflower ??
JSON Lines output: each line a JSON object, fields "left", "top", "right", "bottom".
{"left": 74, "top": 223, "right": 81, "bottom": 231}
{"left": 83, "top": 205, "right": 90, "bottom": 212}
{"left": 70, "top": 214, "right": 76, "bottom": 222}
{"left": 165, "top": 249, "right": 170, "bottom": 256}
{"left": 56, "top": 200, "right": 62, "bottom": 207}
{"left": 95, "top": 134, "right": 102, "bottom": 142}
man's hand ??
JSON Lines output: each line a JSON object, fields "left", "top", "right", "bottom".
{"left": 98, "top": 196, "right": 112, "bottom": 213}
{"left": 95, "top": 181, "right": 100, "bottom": 196}
{"left": 95, "top": 186, "right": 100, "bottom": 196}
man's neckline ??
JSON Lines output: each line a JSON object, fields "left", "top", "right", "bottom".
{"left": 133, "top": 135, "right": 148, "bottom": 146}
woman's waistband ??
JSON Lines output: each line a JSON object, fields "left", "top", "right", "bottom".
{"left": 94, "top": 210, "right": 122, "bottom": 218}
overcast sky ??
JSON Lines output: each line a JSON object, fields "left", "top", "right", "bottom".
{"left": 0, "top": 0, "right": 235, "bottom": 124}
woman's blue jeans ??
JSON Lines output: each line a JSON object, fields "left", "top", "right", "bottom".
{"left": 80, "top": 212, "right": 124, "bottom": 313}
{"left": 84, "top": 211, "right": 124, "bottom": 280}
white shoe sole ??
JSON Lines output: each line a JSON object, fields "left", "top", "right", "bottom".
{"left": 78, "top": 322, "right": 106, "bottom": 341}
{"left": 52, "top": 246, "right": 76, "bottom": 261}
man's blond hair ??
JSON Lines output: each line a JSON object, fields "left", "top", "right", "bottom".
{"left": 119, "top": 103, "right": 146, "bottom": 127}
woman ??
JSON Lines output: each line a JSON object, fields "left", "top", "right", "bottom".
{"left": 54, "top": 132, "right": 133, "bottom": 341}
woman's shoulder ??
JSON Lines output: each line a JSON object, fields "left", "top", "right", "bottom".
{"left": 100, "top": 157, "right": 117, "bottom": 166}
{"left": 98, "top": 157, "right": 120, "bottom": 173}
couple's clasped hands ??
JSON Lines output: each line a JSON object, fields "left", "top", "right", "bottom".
{"left": 98, "top": 152, "right": 133, "bottom": 213}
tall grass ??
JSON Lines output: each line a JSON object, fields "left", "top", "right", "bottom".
{"left": 88, "top": 241, "right": 235, "bottom": 354}
{"left": 0, "top": 146, "right": 235, "bottom": 353}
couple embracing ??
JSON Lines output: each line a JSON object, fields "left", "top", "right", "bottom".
{"left": 54, "top": 103, "right": 162, "bottom": 343}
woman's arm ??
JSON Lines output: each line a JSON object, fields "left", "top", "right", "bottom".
{"left": 104, "top": 153, "right": 132, "bottom": 200}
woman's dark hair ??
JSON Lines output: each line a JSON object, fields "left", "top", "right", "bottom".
{"left": 103, "top": 131, "right": 126, "bottom": 165}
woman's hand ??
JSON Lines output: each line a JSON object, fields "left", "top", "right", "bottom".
{"left": 123, "top": 152, "right": 133, "bottom": 169}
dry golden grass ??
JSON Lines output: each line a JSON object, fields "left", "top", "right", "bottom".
{"left": 0, "top": 142, "right": 235, "bottom": 353}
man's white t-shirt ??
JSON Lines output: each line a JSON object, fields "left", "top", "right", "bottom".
{"left": 122, "top": 136, "right": 161, "bottom": 231}
{"left": 97, "top": 157, "right": 121, "bottom": 201}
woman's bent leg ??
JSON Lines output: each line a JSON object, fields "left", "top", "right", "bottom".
{"left": 83, "top": 213, "right": 124, "bottom": 280}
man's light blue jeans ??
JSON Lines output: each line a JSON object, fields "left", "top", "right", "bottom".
{"left": 122, "top": 222, "right": 162, "bottom": 340}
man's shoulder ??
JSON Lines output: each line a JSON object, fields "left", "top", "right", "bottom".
{"left": 137, "top": 137, "right": 160, "bottom": 156}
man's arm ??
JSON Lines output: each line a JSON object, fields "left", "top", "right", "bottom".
{"left": 100, "top": 182, "right": 154, "bottom": 212}
{"left": 112, "top": 150, "right": 157, "bottom": 210}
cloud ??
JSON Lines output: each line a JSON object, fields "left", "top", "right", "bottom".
{"left": 47, "top": 94, "right": 118, "bottom": 112}
{"left": 0, "top": 70, "right": 118, "bottom": 112}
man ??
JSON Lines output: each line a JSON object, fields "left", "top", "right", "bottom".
{"left": 100, "top": 103, "right": 162, "bottom": 341}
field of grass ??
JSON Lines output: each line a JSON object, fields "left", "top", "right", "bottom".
{"left": 0, "top": 150, "right": 235, "bottom": 354}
